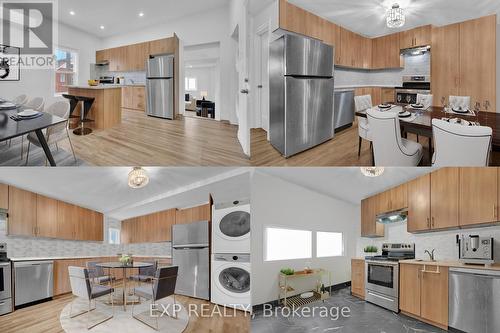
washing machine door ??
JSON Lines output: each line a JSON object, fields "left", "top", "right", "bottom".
{"left": 218, "top": 210, "right": 251, "bottom": 241}
{"left": 218, "top": 266, "right": 251, "bottom": 296}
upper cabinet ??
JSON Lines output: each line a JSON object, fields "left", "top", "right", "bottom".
{"left": 372, "top": 33, "right": 403, "bottom": 69}
{"left": 430, "top": 168, "right": 460, "bottom": 230}
{"left": 126, "top": 42, "right": 150, "bottom": 71}
{"left": 407, "top": 174, "right": 431, "bottom": 232}
{"left": 36, "top": 194, "right": 59, "bottom": 238}
{"left": 361, "top": 197, "right": 384, "bottom": 238}
{"left": 8, "top": 186, "right": 37, "bottom": 237}
{"left": 0, "top": 183, "right": 8, "bottom": 210}
{"left": 176, "top": 204, "right": 211, "bottom": 225}
{"left": 338, "top": 28, "right": 371, "bottom": 69}
{"left": 399, "top": 25, "right": 432, "bottom": 49}
{"left": 121, "top": 208, "right": 177, "bottom": 244}
{"left": 459, "top": 167, "right": 498, "bottom": 226}
{"left": 96, "top": 49, "right": 109, "bottom": 63}
{"left": 108, "top": 47, "right": 126, "bottom": 72}
{"left": 377, "top": 183, "right": 408, "bottom": 214}
{"left": 149, "top": 38, "right": 177, "bottom": 56}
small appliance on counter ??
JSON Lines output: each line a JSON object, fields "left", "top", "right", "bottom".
{"left": 458, "top": 234, "right": 494, "bottom": 265}
{"left": 0, "top": 243, "right": 12, "bottom": 316}
{"left": 99, "top": 76, "right": 115, "bottom": 85}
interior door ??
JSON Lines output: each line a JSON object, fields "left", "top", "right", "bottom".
{"left": 258, "top": 29, "right": 270, "bottom": 135}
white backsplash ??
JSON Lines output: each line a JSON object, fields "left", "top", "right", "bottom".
{"left": 356, "top": 221, "right": 500, "bottom": 262}
{"left": 335, "top": 53, "right": 431, "bottom": 88}
{"left": 0, "top": 216, "right": 171, "bottom": 258}
{"left": 90, "top": 65, "right": 146, "bottom": 85}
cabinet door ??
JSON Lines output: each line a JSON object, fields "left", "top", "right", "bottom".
{"left": 389, "top": 183, "right": 408, "bottom": 211}
{"left": 126, "top": 42, "right": 149, "bottom": 71}
{"left": 361, "top": 197, "right": 384, "bottom": 237}
{"left": 132, "top": 87, "right": 146, "bottom": 110}
{"left": 407, "top": 174, "right": 431, "bottom": 232}
{"left": 0, "top": 184, "right": 8, "bottom": 209}
{"left": 430, "top": 168, "right": 459, "bottom": 230}
{"left": 75, "top": 207, "right": 103, "bottom": 241}
{"left": 339, "top": 28, "right": 358, "bottom": 68}
{"left": 381, "top": 88, "right": 395, "bottom": 104}
{"left": 95, "top": 49, "right": 109, "bottom": 63}
{"left": 109, "top": 47, "right": 126, "bottom": 72}
{"left": 431, "top": 24, "right": 460, "bottom": 106}
{"left": 351, "top": 259, "right": 365, "bottom": 298}
{"left": 399, "top": 30, "right": 414, "bottom": 49}
{"left": 372, "top": 33, "right": 401, "bottom": 69}
{"left": 8, "top": 186, "right": 37, "bottom": 236}
{"left": 322, "top": 21, "right": 341, "bottom": 64}
{"left": 121, "top": 87, "right": 134, "bottom": 109}
{"left": 399, "top": 264, "right": 421, "bottom": 316}
{"left": 120, "top": 219, "right": 132, "bottom": 244}
{"left": 459, "top": 167, "right": 498, "bottom": 226}
{"left": 36, "top": 194, "right": 58, "bottom": 238}
{"left": 420, "top": 266, "right": 449, "bottom": 327}
{"left": 57, "top": 201, "right": 78, "bottom": 240}
{"left": 414, "top": 25, "right": 431, "bottom": 47}
{"left": 157, "top": 209, "right": 176, "bottom": 242}
{"left": 459, "top": 15, "right": 496, "bottom": 112}
{"left": 149, "top": 38, "right": 176, "bottom": 56}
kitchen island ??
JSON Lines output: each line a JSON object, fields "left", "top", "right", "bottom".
{"left": 67, "top": 85, "right": 122, "bottom": 130}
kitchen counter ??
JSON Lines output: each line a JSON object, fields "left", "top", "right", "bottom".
{"left": 66, "top": 84, "right": 146, "bottom": 90}
{"left": 400, "top": 259, "right": 500, "bottom": 271}
{"left": 335, "top": 84, "right": 397, "bottom": 89}
{"left": 10, "top": 254, "right": 172, "bottom": 261}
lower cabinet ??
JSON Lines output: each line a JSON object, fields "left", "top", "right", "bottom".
{"left": 351, "top": 259, "right": 365, "bottom": 298}
{"left": 399, "top": 263, "right": 449, "bottom": 329}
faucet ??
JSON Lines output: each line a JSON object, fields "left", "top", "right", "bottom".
{"left": 424, "top": 249, "right": 435, "bottom": 261}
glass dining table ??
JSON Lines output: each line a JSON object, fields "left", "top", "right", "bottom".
{"left": 96, "top": 261, "right": 154, "bottom": 311}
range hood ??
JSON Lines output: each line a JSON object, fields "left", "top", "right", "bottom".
{"left": 400, "top": 45, "right": 430, "bottom": 56}
{"left": 95, "top": 60, "right": 109, "bottom": 66}
{"left": 376, "top": 209, "right": 407, "bottom": 224}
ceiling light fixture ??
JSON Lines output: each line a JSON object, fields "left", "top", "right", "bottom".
{"left": 386, "top": 3, "right": 405, "bottom": 29}
{"left": 69, "top": 11, "right": 75, "bottom": 16}
{"left": 100, "top": 25, "right": 105, "bottom": 30}
{"left": 139, "top": 12, "right": 145, "bottom": 17}
{"left": 360, "top": 167, "right": 385, "bottom": 178}
{"left": 128, "top": 167, "right": 149, "bottom": 189}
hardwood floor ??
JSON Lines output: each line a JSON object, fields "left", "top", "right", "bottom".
{"left": 59, "top": 110, "right": 250, "bottom": 166}
{"left": 0, "top": 293, "right": 250, "bottom": 333}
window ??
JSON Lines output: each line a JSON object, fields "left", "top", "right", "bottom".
{"left": 108, "top": 228, "right": 120, "bottom": 245}
{"left": 185, "top": 77, "right": 197, "bottom": 91}
{"left": 316, "top": 232, "right": 343, "bottom": 257}
{"left": 55, "top": 47, "right": 78, "bottom": 95}
{"left": 265, "top": 227, "right": 312, "bottom": 261}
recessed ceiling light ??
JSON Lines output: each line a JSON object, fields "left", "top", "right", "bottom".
{"left": 69, "top": 11, "right": 75, "bottom": 16}
{"left": 139, "top": 12, "right": 145, "bottom": 17}
{"left": 100, "top": 25, "right": 105, "bottom": 30}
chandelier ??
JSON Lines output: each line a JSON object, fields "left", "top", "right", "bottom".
{"left": 387, "top": 3, "right": 405, "bottom": 29}
{"left": 128, "top": 167, "right": 150, "bottom": 189}
{"left": 360, "top": 167, "right": 385, "bottom": 177}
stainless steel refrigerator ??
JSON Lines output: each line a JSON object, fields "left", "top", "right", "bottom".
{"left": 146, "top": 54, "right": 174, "bottom": 119}
{"left": 172, "top": 220, "right": 209, "bottom": 300}
{"left": 269, "top": 34, "right": 335, "bottom": 157}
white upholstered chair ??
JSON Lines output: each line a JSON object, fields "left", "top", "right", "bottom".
{"left": 449, "top": 96, "right": 471, "bottom": 110}
{"left": 20, "top": 97, "right": 45, "bottom": 157}
{"left": 366, "top": 109, "right": 423, "bottom": 166}
{"left": 12, "top": 94, "right": 28, "bottom": 105}
{"left": 68, "top": 266, "right": 115, "bottom": 330}
{"left": 432, "top": 119, "right": 492, "bottom": 166}
{"left": 25, "top": 101, "right": 76, "bottom": 165}
{"left": 354, "top": 95, "right": 373, "bottom": 157}
{"left": 416, "top": 94, "right": 433, "bottom": 109}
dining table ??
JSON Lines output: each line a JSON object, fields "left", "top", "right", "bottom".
{"left": 96, "top": 261, "right": 154, "bottom": 311}
{"left": 355, "top": 104, "right": 500, "bottom": 163}
{"left": 0, "top": 100, "right": 66, "bottom": 166}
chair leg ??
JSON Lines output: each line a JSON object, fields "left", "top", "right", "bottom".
{"left": 358, "top": 137, "right": 362, "bottom": 157}
{"left": 24, "top": 142, "right": 31, "bottom": 166}
{"left": 417, "top": 134, "right": 419, "bottom": 143}
{"left": 55, "top": 142, "right": 59, "bottom": 152}
{"left": 67, "top": 129, "right": 77, "bottom": 162}
{"left": 173, "top": 294, "right": 178, "bottom": 319}
{"left": 20, "top": 135, "right": 24, "bottom": 158}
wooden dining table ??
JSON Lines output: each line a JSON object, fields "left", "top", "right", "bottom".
{"left": 0, "top": 103, "right": 66, "bottom": 166}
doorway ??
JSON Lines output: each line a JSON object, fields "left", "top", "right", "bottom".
{"left": 255, "top": 25, "right": 270, "bottom": 137}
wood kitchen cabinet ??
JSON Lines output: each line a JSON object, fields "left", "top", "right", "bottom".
{"left": 459, "top": 167, "right": 498, "bottom": 226}
{"left": 121, "top": 208, "right": 176, "bottom": 244}
{"left": 377, "top": 183, "right": 408, "bottom": 214}
{"left": 381, "top": 88, "right": 395, "bottom": 104}
{"left": 126, "top": 42, "right": 149, "bottom": 71}
{"left": 0, "top": 183, "right": 8, "bottom": 210}
{"left": 400, "top": 25, "right": 432, "bottom": 49}
{"left": 407, "top": 174, "right": 431, "bottom": 232}
{"left": 430, "top": 168, "right": 459, "bottom": 230}
{"left": 322, "top": 21, "right": 341, "bottom": 64}
{"left": 400, "top": 263, "right": 449, "bottom": 330}
{"left": 75, "top": 207, "right": 103, "bottom": 242}
{"left": 108, "top": 46, "right": 126, "bottom": 72}
{"left": 57, "top": 201, "right": 78, "bottom": 240}
{"left": 176, "top": 204, "right": 211, "bottom": 225}
{"left": 372, "top": 33, "right": 403, "bottom": 69}
{"left": 7, "top": 186, "right": 37, "bottom": 237}
{"left": 96, "top": 49, "right": 109, "bottom": 63}
{"left": 351, "top": 259, "right": 365, "bottom": 299}
{"left": 149, "top": 38, "right": 176, "bottom": 56}
{"left": 36, "top": 194, "right": 59, "bottom": 238}
{"left": 361, "top": 197, "right": 384, "bottom": 237}
{"left": 122, "top": 86, "right": 146, "bottom": 112}
{"left": 54, "top": 259, "right": 84, "bottom": 295}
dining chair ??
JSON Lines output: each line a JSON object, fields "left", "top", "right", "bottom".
{"left": 25, "top": 101, "right": 77, "bottom": 165}
{"left": 129, "top": 261, "right": 157, "bottom": 294}
{"left": 449, "top": 96, "right": 471, "bottom": 110}
{"left": 416, "top": 94, "right": 433, "bottom": 109}
{"left": 354, "top": 95, "right": 373, "bottom": 158}
{"left": 86, "top": 261, "right": 115, "bottom": 286}
{"left": 366, "top": 109, "right": 423, "bottom": 166}
{"left": 20, "top": 97, "right": 45, "bottom": 158}
{"left": 68, "top": 266, "right": 115, "bottom": 330}
{"left": 432, "top": 119, "right": 492, "bottom": 166}
{"left": 132, "top": 266, "right": 179, "bottom": 330}
{"left": 12, "top": 94, "right": 28, "bottom": 106}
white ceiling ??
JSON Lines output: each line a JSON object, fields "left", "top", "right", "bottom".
{"left": 57, "top": 0, "right": 229, "bottom": 38}
{"left": 259, "top": 167, "right": 433, "bottom": 205}
{"left": 0, "top": 167, "right": 250, "bottom": 220}
{"left": 287, "top": 0, "right": 500, "bottom": 38}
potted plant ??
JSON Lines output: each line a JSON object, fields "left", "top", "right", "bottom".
{"left": 280, "top": 268, "right": 295, "bottom": 276}
{"left": 364, "top": 245, "right": 378, "bottom": 257}
{"left": 119, "top": 254, "right": 133, "bottom": 266}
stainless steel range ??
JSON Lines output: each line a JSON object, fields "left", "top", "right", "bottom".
{"left": 395, "top": 76, "right": 431, "bottom": 105}
{"left": 365, "top": 243, "right": 415, "bottom": 312}
{"left": 0, "top": 243, "right": 12, "bottom": 316}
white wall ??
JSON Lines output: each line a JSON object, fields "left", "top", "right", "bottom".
{"left": 356, "top": 219, "right": 500, "bottom": 263}
{"left": 185, "top": 66, "right": 217, "bottom": 101}
{"left": 1, "top": 23, "right": 101, "bottom": 105}
{"left": 0, "top": 216, "right": 171, "bottom": 259}
{"left": 251, "top": 172, "right": 360, "bottom": 306}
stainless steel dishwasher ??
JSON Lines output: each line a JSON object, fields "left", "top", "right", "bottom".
{"left": 333, "top": 89, "right": 355, "bottom": 132}
{"left": 14, "top": 261, "right": 54, "bottom": 307}
{"left": 449, "top": 267, "right": 500, "bottom": 333}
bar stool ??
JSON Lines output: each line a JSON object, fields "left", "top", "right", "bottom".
{"left": 62, "top": 94, "right": 80, "bottom": 129}
{"left": 73, "top": 96, "right": 95, "bottom": 136}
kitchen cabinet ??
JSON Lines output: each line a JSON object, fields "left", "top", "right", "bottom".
{"left": 431, "top": 23, "right": 460, "bottom": 107}
{"left": 108, "top": 46, "right": 126, "bottom": 72}
{"left": 400, "top": 25, "right": 432, "bottom": 49}
{"left": 407, "top": 174, "right": 431, "bottom": 232}
{"left": 121, "top": 208, "right": 176, "bottom": 244}
{"left": 0, "top": 183, "right": 8, "bottom": 209}
{"left": 430, "top": 168, "right": 459, "bottom": 230}
{"left": 339, "top": 28, "right": 367, "bottom": 68}
{"left": 176, "top": 204, "right": 211, "bottom": 225}
{"left": 322, "top": 21, "right": 341, "bottom": 64}
{"left": 459, "top": 15, "right": 496, "bottom": 112}
{"left": 381, "top": 88, "right": 395, "bottom": 104}
{"left": 96, "top": 49, "right": 109, "bottom": 63}
{"left": 7, "top": 186, "right": 37, "bottom": 237}
{"left": 36, "top": 195, "right": 59, "bottom": 238}
{"left": 351, "top": 259, "right": 365, "bottom": 298}
{"left": 126, "top": 42, "right": 149, "bottom": 71}
{"left": 400, "top": 263, "right": 449, "bottom": 330}
{"left": 122, "top": 86, "right": 146, "bottom": 112}
{"left": 459, "top": 167, "right": 498, "bottom": 226}
{"left": 361, "top": 197, "right": 384, "bottom": 237}
{"left": 149, "top": 38, "right": 176, "bottom": 56}
{"left": 372, "top": 33, "right": 403, "bottom": 69}
{"left": 57, "top": 201, "right": 78, "bottom": 240}
{"left": 54, "top": 259, "right": 84, "bottom": 295}
{"left": 75, "top": 207, "right": 103, "bottom": 242}
{"left": 377, "top": 183, "right": 408, "bottom": 214}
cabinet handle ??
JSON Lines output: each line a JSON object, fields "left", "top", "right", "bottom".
{"left": 426, "top": 217, "right": 430, "bottom": 229}
{"left": 494, "top": 204, "right": 497, "bottom": 219}
{"left": 431, "top": 217, "right": 435, "bottom": 228}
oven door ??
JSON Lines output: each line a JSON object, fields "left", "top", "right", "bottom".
{"left": 0, "top": 262, "right": 11, "bottom": 300}
{"left": 365, "top": 261, "right": 399, "bottom": 298}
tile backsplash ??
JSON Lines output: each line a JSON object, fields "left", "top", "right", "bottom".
{"left": 90, "top": 65, "right": 146, "bottom": 85}
{"left": 0, "top": 216, "right": 171, "bottom": 258}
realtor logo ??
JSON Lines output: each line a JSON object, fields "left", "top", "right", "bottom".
{"left": 2, "top": 1, "right": 54, "bottom": 55}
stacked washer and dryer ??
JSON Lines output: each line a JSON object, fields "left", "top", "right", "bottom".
{"left": 211, "top": 200, "right": 251, "bottom": 312}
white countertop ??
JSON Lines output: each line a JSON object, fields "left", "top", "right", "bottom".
{"left": 67, "top": 84, "right": 146, "bottom": 90}
{"left": 335, "top": 84, "right": 398, "bottom": 89}
{"left": 10, "top": 254, "right": 172, "bottom": 261}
